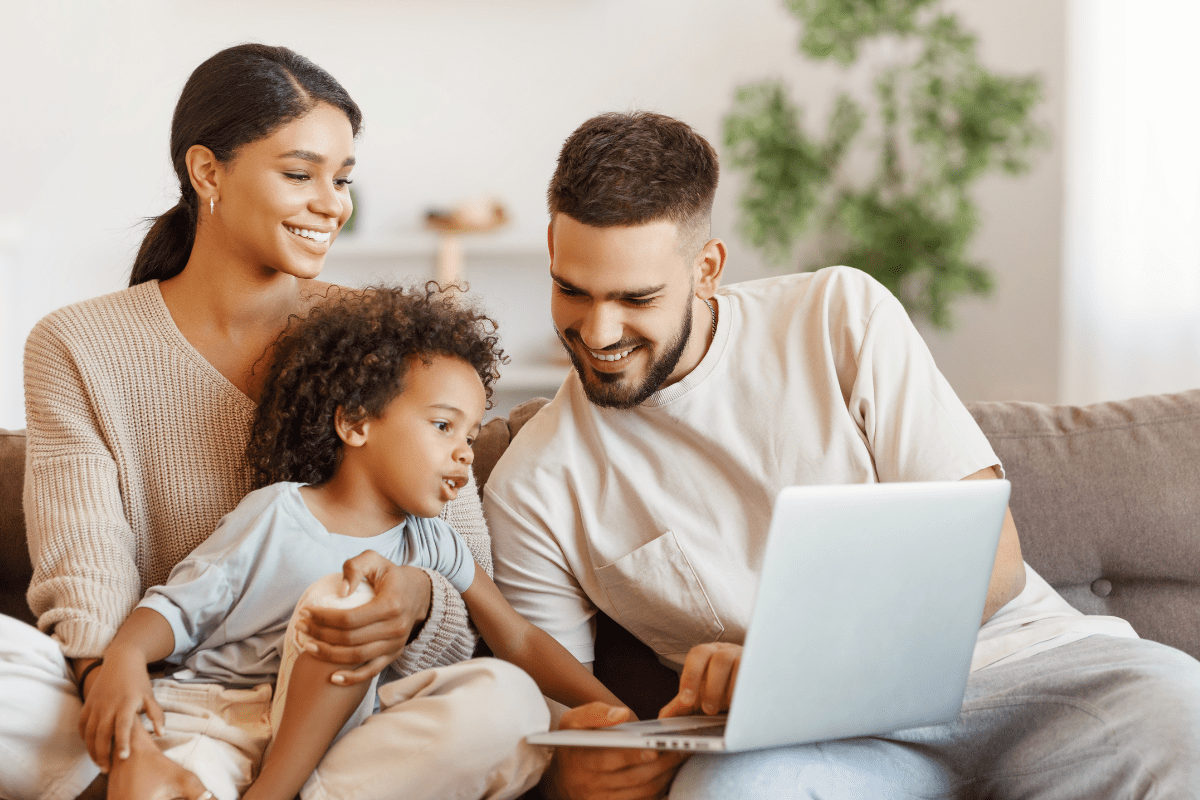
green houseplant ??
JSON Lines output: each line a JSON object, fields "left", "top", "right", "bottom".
{"left": 725, "top": 0, "right": 1047, "bottom": 328}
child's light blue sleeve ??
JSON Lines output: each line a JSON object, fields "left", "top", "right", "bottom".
{"left": 133, "top": 486, "right": 279, "bottom": 658}
{"left": 409, "top": 516, "right": 476, "bottom": 593}
{"left": 137, "top": 560, "right": 237, "bottom": 658}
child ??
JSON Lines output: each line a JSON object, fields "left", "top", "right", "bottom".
{"left": 78, "top": 285, "right": 625, "bottom": 800}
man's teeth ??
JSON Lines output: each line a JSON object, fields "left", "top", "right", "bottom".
{"left": 591, "top": 348, "right": 633, "bottom": 362}
{"left": 285, "top": 225, "right": 331, "bottom": 243}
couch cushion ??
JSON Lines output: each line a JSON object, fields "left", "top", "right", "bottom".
{"left": 0, "top": 428, "right": 34, "bottom": 625}
{"left": 969, "top": 390, "right": 1200, "bottom": 660}
{"left": 473, "top": 398, "right": 551, "bottom": 493}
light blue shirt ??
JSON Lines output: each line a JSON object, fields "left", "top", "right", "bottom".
{"left": 138, "top": 482, "right": 475, "bottom": 686}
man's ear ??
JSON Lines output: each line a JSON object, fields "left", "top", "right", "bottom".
{"left": 185, "top": 144, "right": 222, "bottom": 208}
{"left": 334, "top": 406, "right": 370, "bottom": 448}
{"left": 546, "top": 219, "right": 555, "bottom": 262}
{"left": 694, "top": 238, "right": 727, "bottom": 300}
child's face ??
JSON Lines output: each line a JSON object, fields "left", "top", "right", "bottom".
{"left": 360, "top": 355, "right": 486, "bottom": 518}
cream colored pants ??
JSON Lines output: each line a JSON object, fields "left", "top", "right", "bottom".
{"left": 0, "top": 576, "right": 550, "bottom": 800}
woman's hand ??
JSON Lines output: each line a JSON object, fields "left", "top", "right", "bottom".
{"left": 298, "top": 550, "right": 433, "bottom": 686}
{"left": 658, "top": 642, "right": 742, "bottom": 719}
{"left": 107, "top": 723, "right": 212, "bottom": 800}
{"left": 78, "top": 652, "right": 165, "bottom": 774}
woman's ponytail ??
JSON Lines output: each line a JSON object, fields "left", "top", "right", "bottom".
{"left": 128, "top": 198, "right": 197, "bottom": 287}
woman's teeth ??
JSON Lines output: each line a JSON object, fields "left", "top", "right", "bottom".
{"left": 285, "top": 225, "right": 331, "bottom": 243}
{"left": 590, "top": 348, "right": 633, "bottom": 362}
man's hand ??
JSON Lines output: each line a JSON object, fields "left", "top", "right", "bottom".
{"left": 546, "top": 703, "right": 686, "bottom": 800}
{"left": 298, "top": 551, "right": 433, "bottom": 685}
{"left": 78, "top": 651, "right": 165, "bottom": 774}
{"left": 658, "top": 642, "right": 742, "bottom": 719}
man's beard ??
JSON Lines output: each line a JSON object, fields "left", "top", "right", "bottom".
{"left": 556, "top": 300, "right": 693, "bottom": 409}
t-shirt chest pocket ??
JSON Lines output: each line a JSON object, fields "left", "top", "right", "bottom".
{"left": 594, "top": 531, "right": 724, "bottom": 659}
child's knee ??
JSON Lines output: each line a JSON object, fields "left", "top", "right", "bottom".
{"left": 449, "top": 659, "right": 550, "bottom": 742}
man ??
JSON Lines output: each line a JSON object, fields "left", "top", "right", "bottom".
{"left": 484, "top": 111, "right": 1200, "bottom": 799}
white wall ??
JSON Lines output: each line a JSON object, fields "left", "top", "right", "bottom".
{"left": 0, "top": 0, "right": 1066, "bottom": 428}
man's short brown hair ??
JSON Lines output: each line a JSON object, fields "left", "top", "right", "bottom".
{"left": 547, "top": 111, "right": 719, "bottom": 252}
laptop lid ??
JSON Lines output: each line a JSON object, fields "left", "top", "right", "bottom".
{"left": 723, "top": 479, "right": 1010, "bottom": 751}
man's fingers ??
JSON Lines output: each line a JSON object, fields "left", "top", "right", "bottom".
{"left": 330, "top": 654, "right": 392, "bottom": 687}
{"left": 674, "top": 647, "right": 712, "bottom": 710}
{"left": 700, "top": 650, "right": 736, "bottom": 714}
{"left": 723, "top": 660, "right": 739, "bottom": 710}
{"left": 565, "top": 749, "right": 687, "bottom": 793}
{"left": 558, "top": 702, "right": 634, "bottom": 731}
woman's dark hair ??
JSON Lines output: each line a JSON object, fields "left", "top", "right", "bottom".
{"left": 246, "top": 283, "right": 505, "bottom": 489}
{"left": 130, "top": 44, "right": 363, "bottom": 286}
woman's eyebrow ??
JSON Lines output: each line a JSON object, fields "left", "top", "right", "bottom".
{"left": 279, "top": 149, "right": 356, "bottom": 167}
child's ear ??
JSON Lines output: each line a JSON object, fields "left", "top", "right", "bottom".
{"left": 334, "top": 406, "right": 370, "bottom": 448}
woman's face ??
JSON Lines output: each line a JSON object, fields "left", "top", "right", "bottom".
{"left": 212, "top": 102, "right": 356, "bottom": 280}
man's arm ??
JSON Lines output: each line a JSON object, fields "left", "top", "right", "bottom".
{"left": 963, "top": 466, "right": 1026, "bottom": 623}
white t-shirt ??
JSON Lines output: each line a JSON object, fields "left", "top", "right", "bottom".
{"left": 139, "top": 482, "right": 476, "bottom": 685}
{"left": 485, "top": 267, "right": 1135, "bottom": 673}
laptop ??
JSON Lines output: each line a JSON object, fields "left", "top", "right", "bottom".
{"left": 527, "top": 479, "right": 1010, "bottom": 753}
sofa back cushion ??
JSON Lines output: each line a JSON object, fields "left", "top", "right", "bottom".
{"left": 968, "top": 390, "right": 1200, "bottom": 661}
{"left": 0, "top": 428, "right": 33, "bottom": 625}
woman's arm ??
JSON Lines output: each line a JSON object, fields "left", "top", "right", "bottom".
{"left": 462, "top": 567, "right": 625, "bottom": 710}
{"left": 24, "top": 317, "right": 143, "bottom": 658}
{"left": 78, "top": 607, "right": 174, "bottom": 773}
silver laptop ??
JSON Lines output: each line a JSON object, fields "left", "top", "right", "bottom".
{"left": 528, "top": 479, "right": 1010, "bottom": 753}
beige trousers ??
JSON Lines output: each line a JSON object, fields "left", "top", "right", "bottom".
{"left": 157, "top": 574, "right": 551, "bottom": 800}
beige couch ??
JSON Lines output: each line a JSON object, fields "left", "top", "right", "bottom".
{"left": 4, "top": 389, "right": 1200, "bottom": 730}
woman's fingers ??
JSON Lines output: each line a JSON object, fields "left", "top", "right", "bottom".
{"left": 144, "top": 691, "right": 166, "bottom": 738}
{"left": 92, "top": 704, "right": 114, "bottom": 773}
{"left": 330, "top": 653, "right": 393, "bottom": 686}
{"left": 305, "top": 629, "right": 407, "bottom": 665}
{"left": 303, "top": 609, "right": 405, "bottom": 643}
{"left": 115, "top": 703, "right": 140, "bottom": 762}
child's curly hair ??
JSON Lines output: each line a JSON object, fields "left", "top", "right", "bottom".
{"left": 246, "top": 283, "right": 504, "bottom": 489}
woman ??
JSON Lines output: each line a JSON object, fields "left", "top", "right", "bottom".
{"left": 1, "top": 44, "right": 546, "bottom": 800}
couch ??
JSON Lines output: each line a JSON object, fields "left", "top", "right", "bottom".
{"left": 4, "top": 389, "right": 1200, "bottom": 789}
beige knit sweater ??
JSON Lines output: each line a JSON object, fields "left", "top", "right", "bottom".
{"left": 23, "top": 280, "right": 486, "bottom": 671}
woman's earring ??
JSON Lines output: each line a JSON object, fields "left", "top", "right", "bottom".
{"left": 210, "top": 196, "right": 215, "bottom": 215}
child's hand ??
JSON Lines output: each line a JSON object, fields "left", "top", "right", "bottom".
{"left": 658, "top": 642, "right": 742, "bottom": 719}
{"left": 78, "top": 649, "right": 165, "bottom": 773}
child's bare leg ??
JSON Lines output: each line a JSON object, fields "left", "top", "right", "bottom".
{"left": 106, "top": 724, "right": 211, "bottom": 800}
{"left": 242, "top": 652, "right": 370, "bottom": 800}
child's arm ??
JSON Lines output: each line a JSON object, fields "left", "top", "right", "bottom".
{"left": 243, "top": 651, "right": 371, "bottom": 800}
{"left": 461, "top": 567, "right": 628, "bottom": 712}
{"left": 78, "top": 607, "right": 174, "bottom": 773}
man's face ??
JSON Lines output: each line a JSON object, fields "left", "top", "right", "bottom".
{"left": 549, "top": 215, "right": 706, "bottom": 409}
